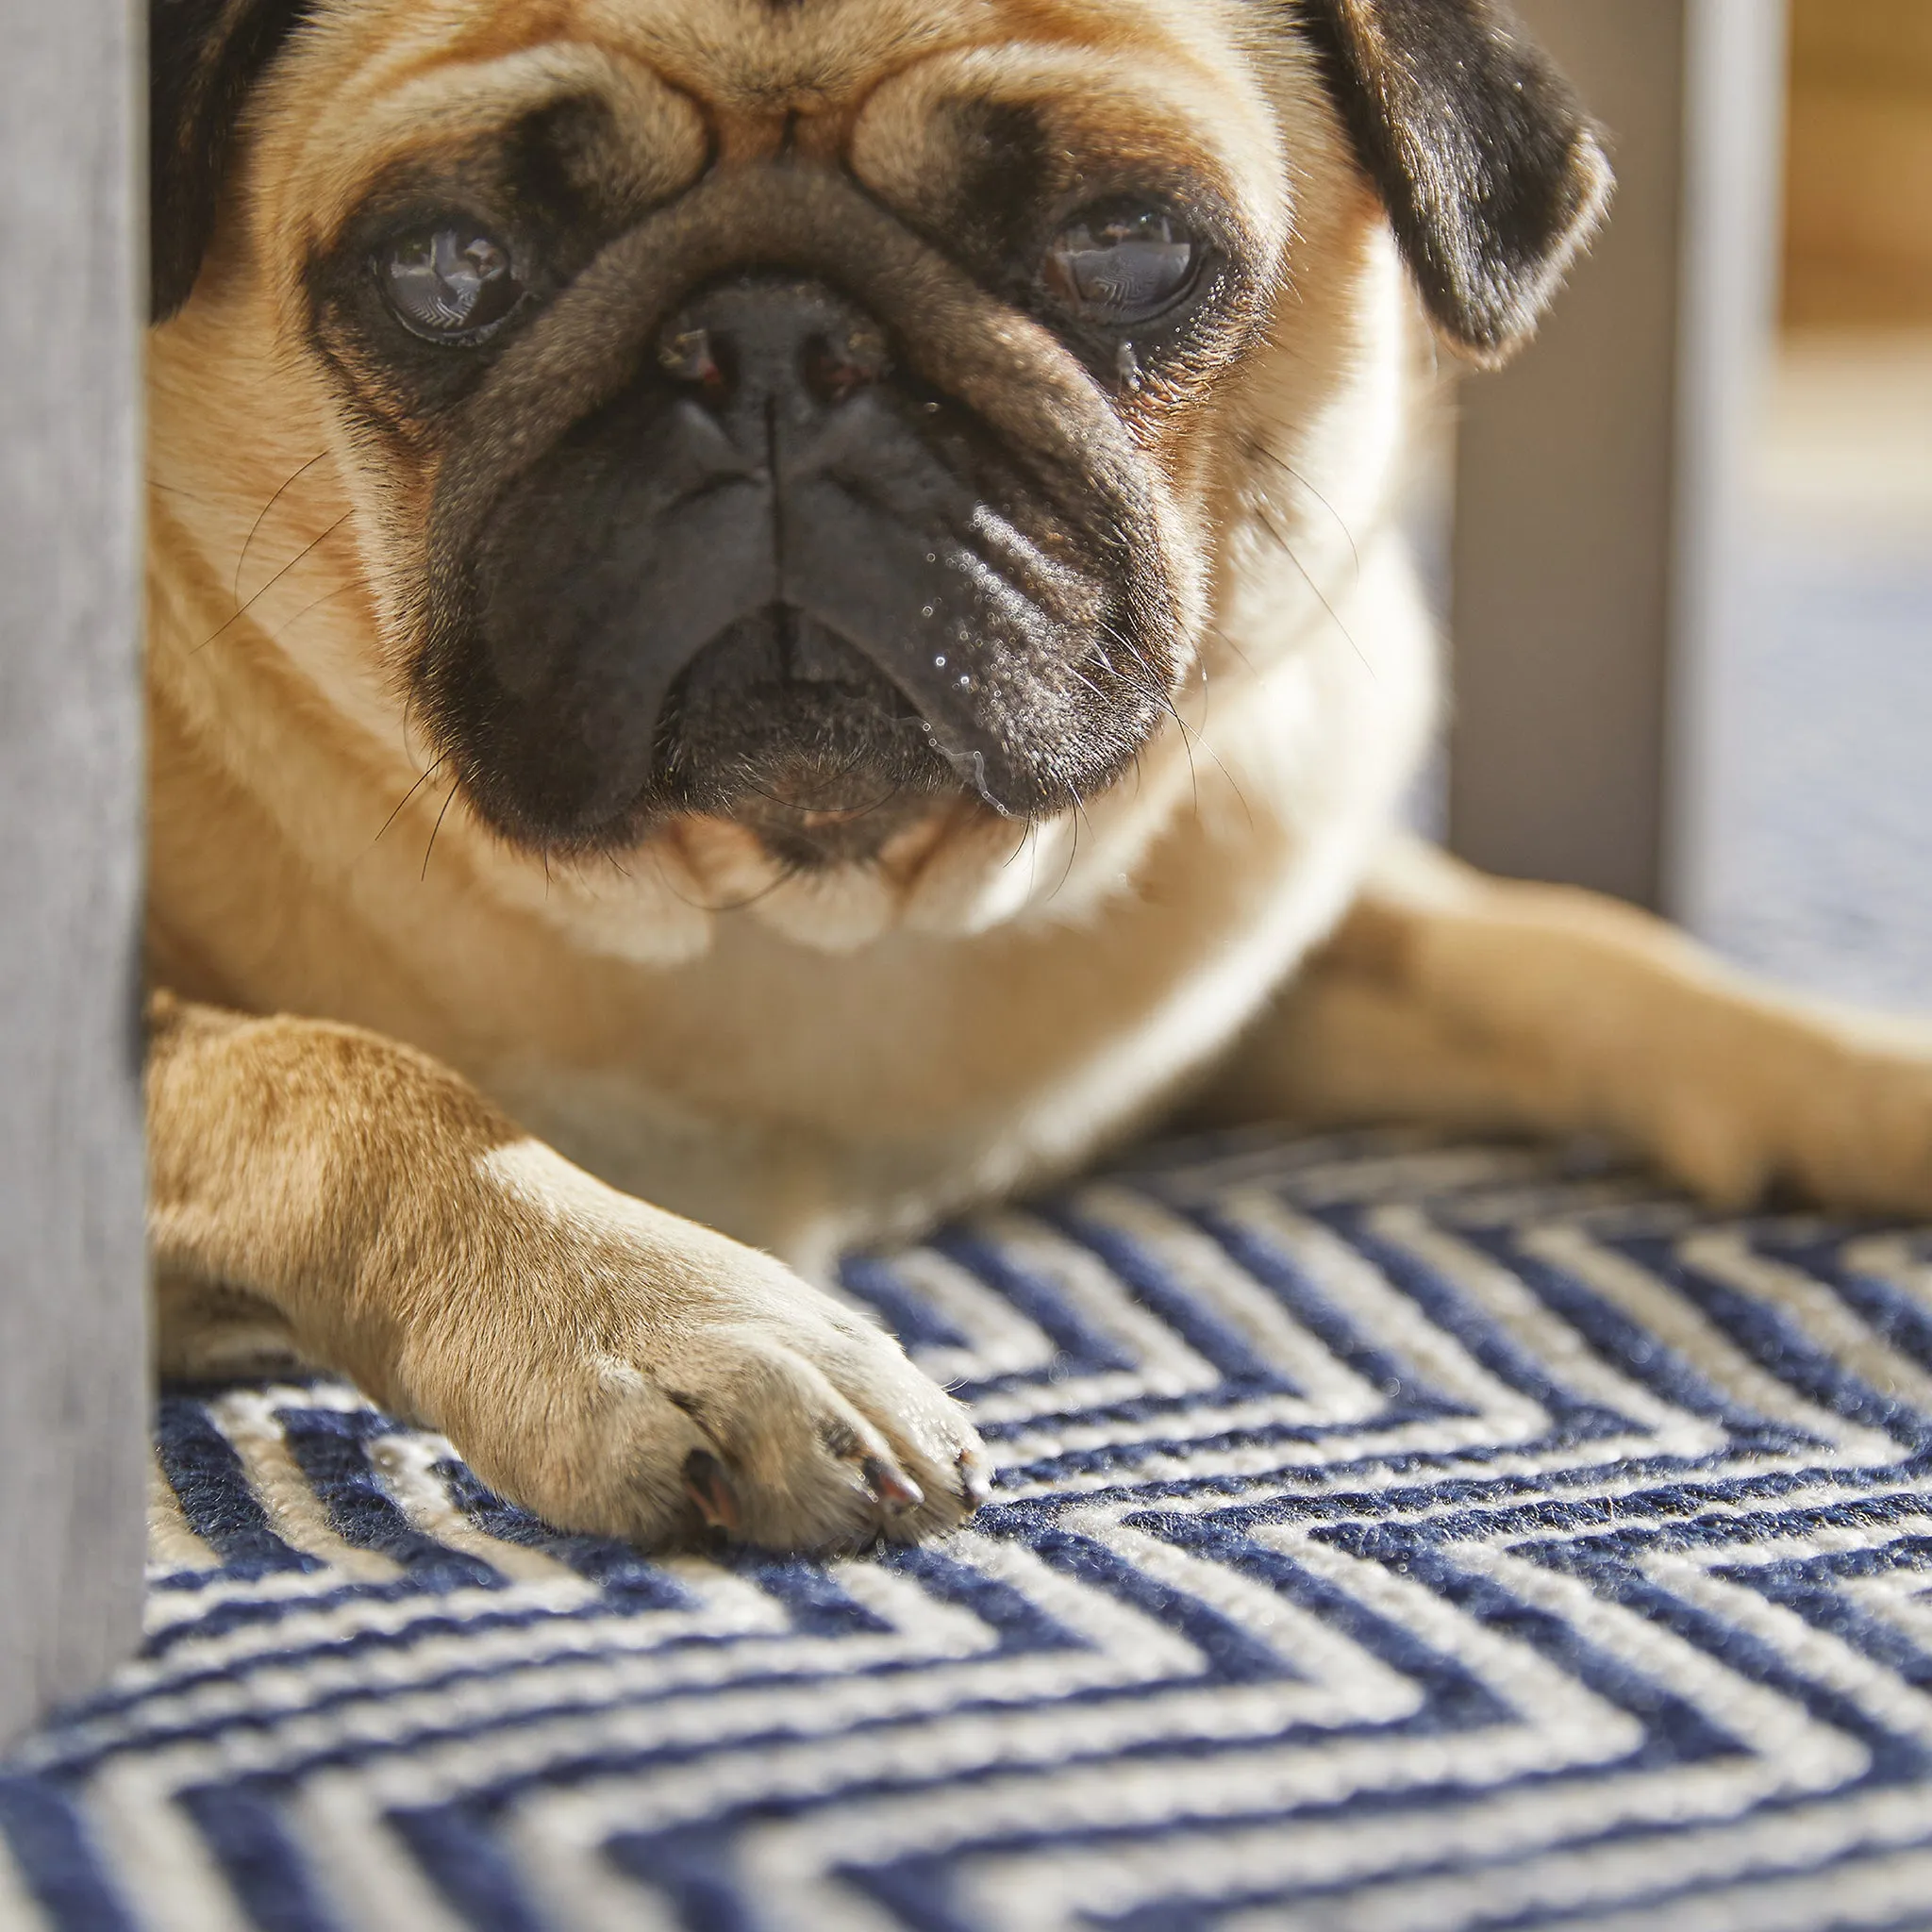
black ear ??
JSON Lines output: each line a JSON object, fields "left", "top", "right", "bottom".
{"left": 150, "top": 0, "right": 316, "bottom": 323}
{"left": 1291, "top": 0, "right": 1612, "bottom": 363}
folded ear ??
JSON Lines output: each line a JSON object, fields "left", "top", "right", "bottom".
{"left": 150, "top": 0, "right": 315, "bottom": 323}
{"left": 1291, "top": 0, "right": 1612, "bottom": 364}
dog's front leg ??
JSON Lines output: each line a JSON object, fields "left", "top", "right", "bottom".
{"left": 145, "top": 994, "right": 986, "bottom": 1550}
{"left": 1201, "top": 839, "right": 1932, "bottom": 1215}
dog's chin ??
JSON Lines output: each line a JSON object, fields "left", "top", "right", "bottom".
{"left": 651, "top": 625, "right": 966, "bottom": 872}
{"left": 696, "top": 764, "right": 957, "bottom": 872}
{"left": 662, "top": 741, "right": 964, "bottom": 874}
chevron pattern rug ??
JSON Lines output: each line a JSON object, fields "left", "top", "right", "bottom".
{"left": 9, "top": 1130, "right": 1932, "bottom": 1932}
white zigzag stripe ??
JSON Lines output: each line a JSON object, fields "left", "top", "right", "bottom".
{"left": 1226, "top": 1191, "right": 1584, "bottom": 1422}
{"left": 13, "top": 1132, "right": 1932, "bottom": 1932}
{"left": 1522, "top": 1224, "right": 1906, "bottom": 1458}
{"left": 1069, "top": 1188, "right": 1389, "bottom": 1414}
{"left": 505, "top": 1529, "right": 1646, "bottom": 1927}
{"left": 1214, "top": 1807, "right": 1932, "bottom": 1931}
{"left": 861, "top": 1524, "right": 1905, "bottom": 1932}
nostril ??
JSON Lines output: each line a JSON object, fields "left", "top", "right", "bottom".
{"left": 802, "top": 325, "right": 890, "bottom": 406}
{"left": 658, "top": 325, "right": 732, "bottom": 400}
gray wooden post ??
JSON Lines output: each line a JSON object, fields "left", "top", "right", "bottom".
{"left": 0, "top": 0, "right": 148, "bottom": 1743}
{"left": 1447, "top": 0, "right": 1790, "bottom": 912}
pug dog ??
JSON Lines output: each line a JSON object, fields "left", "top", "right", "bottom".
{"left": 145, "top": 0, "right": 1932, "bottom": 1556}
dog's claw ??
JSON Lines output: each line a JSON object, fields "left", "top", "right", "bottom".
{"left": 682, "top": 1449, "right": 741, "bottom": 1534}
{"left": 957, "top": 1446, "right": 992, "bottom": 1509}
{"left": 861, "top": 1453, "right": 924, "bottom": 1516}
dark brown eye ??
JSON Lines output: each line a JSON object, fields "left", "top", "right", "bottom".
{"left": 1042, "top": 202, "right": 1200, "bottom": 326}
{"left": 381, "top": 224, "right": 523, "bottom": 341}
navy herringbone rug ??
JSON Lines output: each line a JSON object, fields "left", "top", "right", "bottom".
{"left": 10, "top": 1129, "right": 1932, "bottom": 1931}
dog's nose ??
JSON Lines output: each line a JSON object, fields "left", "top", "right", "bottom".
{"left": 655, "top": 277, "right": 890, "bottom": 423}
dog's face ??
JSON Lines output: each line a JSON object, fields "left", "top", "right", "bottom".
{"left": 152, "top": 0, "right": 1605, "bottom": 924}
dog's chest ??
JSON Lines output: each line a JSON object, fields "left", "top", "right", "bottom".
{"left": 477, "top": 810, "right": 1341, "bottom": 1258}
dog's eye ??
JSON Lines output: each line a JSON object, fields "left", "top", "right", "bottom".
{"left": 1042, "top": 203, "right": 1200, "bottom": 326}
{"left": 381, "top": 225, "right": 524, "bottom": 341}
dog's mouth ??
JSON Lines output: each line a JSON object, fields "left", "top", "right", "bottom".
{"left": 652, "top": 606, "right": 962, "bottom": 869}
{"left": 431, "top": 518, "right": 1169, "bottom": 866}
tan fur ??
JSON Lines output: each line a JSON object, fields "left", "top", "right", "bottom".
{"left": 148, "top": 0, "right": 1932, "bottom": 1553}
{"left": 1211, "top": 840, "right": 1932, "bottom": 1218}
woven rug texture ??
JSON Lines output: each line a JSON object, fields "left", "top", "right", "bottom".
{"left": 8, "top": 1130, "right": 1932, "bottom": 1931}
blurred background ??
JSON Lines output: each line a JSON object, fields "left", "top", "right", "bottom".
{"left": 1704, "top": 0, "right": 1932, "bottom": 1009}
{"left": 1435, "top": 0, "right": 1932, "bottom": 1018}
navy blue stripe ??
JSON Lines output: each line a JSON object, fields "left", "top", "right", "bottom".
{"left": 1041, "top": 1202, "right": 1301, "bottom": 1391}
{"left": 386, "top": 1804, "right": 550, "bottom": 1932}
{"left": 988, "top": 1405, "right": 1624, "bottom": 1493}
{"left": 1140, "top": 1517, "right": 1511, "bottom": 1730}
{"left": 716, "top": 1555, "right": 890, "bottom": 1637}
{"left": 275, "top": 1408, "right": 503, "bottom": 1589}
{"left": 436, "top": 1459, "right": 695, "bottom": 1609}
{"left": 837, "top": 1254, "right": 972, "bottom": 1352}
{"left": 603, "top": 1824, "right": 763, "bottom": 1932}
{"left": 956, "top": 1376, "right": 1424, "bottom": 1432}
{"left": 1524, "top": 1544, "right": 1932, "bottom": 1780}
{"left": 841, "top": 1857, "right": 982, "bottom": 1932}
{"left": 155, "top": 1393, "right": 320, "bottom": 1576}
{"left": 1094, "top": 1890, "right": 1242, "bottom": 1931}
{"left": 930, "top": 1228, "right": 1140, "bottom": 1374}
{"left": 1012, "top": 1524, "right": 1300, "bottom": 1685}
{"left": 1186, "top": 1198, "right": 1461, "bottom": 1410}
{"left": 1482, "top": 1833, "right": 1932, "bottom": 1932}
{"left": 1500, "top": 1497, "right": 1932, "bottom": 1571}
{"left": 1459, "top": 1221, "right": 1797, "bottom": 1438}
{"left": 1312, "top": 1204, "right": 1643, "bottom": 1432}
{"left": 881, "top": 1545, "right": 1091, "bottom": 1654}
{"left": 1311, "top": 1531, "right": 1740, "bottom": 1767}
{"left": 0, "top": 1777, "right": 137, "bottom": 1932}
{"left": 138, "top": 1577, "right": 430, "bottom": 1662}
{"left": 1740, "top": 1561, "right": 1932, "bottom": 1690}
{"left": 1788, "top": 1226, "right": 1932, "bottom": 1378}
{"left": 46, "top": 1592, "right": 734, "bottom": 1762}
{"left": 175, "top": 1783, "right": 341, "bottom": 1932}
{"left": 1616, "top": 1232, "right": 1932, "bottom": 1448}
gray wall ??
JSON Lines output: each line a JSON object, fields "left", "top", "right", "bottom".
{"left": 0, "top": 0, "right": 148, "bottom": 1742}
{"left": 1449, "top": 0, "right": 1789, "bottom": 912}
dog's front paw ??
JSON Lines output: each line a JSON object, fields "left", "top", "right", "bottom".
{"left": 391, "top": 1140, "right": 989, "bottom": 1554}
{"left": 1650, "top": 1009, "right": 1932, "bottom": 1218}
{"left": 1785, "top": 1029, "right": 1932, "bottom": 1216}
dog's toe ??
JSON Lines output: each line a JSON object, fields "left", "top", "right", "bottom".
{"left": 815, "top": 1330, "right": 990, "bottom": 1541}
{"left": 649, "top": 1319, "right": 984, "bottom": 1551}
{"left": 465, "top": 1315, "right": 986, "bottom": 1554}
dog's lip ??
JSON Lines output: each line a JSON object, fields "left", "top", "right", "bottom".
{"left": 655, "top": 606, "right": 971, "bottom": 776}
{"left": 685, "top": 778, "right": 965, "bottom": 873}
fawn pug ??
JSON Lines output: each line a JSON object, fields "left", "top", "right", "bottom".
{"left": 145, "top": 0, "right": 1932, "bottom": 1552}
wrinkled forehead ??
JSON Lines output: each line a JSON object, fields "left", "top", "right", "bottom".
{"left": 583, "top": 0, "right": 1245, "bottom": 103}
{"left": 257, "top": 0, "right": 1291, "bottom": 252}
